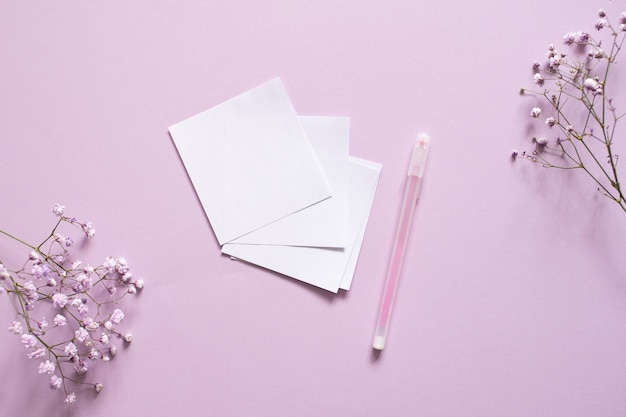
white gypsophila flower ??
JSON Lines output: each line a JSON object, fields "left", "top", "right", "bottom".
{"left": 122, "top": 333, "right": 133, "bottom": 343}
{"left": 110, "top": 308, "right": 125, "bottom": 324}
{"left": 64, "top": 342, "right": 78, "bottom": 357}
{"left": 52, "top": 293, "right": 68, "bottom": 308}
{"left": 49, "top": 375, "right": 62, "bottom": 390}
{"left": 38, "top": 360, "right": 56, "bottom": 375}
{"left": 135, "top": 279, "right": 144, "bottom": 289}
{"left": 583, "top": 77, "right": 601, "bottom": 91}
{"left": 52, "top": 204, "right": 65, "bottom": 217}
{"left": 21, "top": 334, "right": 37, "bottom": 349}
{"left": 53, "top": 314, "right": 67, "bottom": 327}
{"left": 8, "top": 321, "right": 23, "bottom": 334}
{"left": 531, "top": 107, "right": 542, "bottom": 118}
{"left": 545, "top": 117, "right": 556, "bottom": 127}
{"left": 535, "top": 137, "right": 549, "bottom": 146}
{"left": 75, "top": 327, "right": 89, "bottom": 344}
{"left": 27, "top": 348, "right": 46, "bottom": 359}
{"left": 65, "top": 392, "right": 76, "bottom": 404}
{"left": 95, "top": 383, "right": 103, "bottom": 393}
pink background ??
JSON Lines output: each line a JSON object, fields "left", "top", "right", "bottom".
{"left": 1, "top": 1, "right": 626, "bottom": 416}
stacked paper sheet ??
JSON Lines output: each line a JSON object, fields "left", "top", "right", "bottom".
{"left": 169, "top": 78, "right": 381, "bottom": 292}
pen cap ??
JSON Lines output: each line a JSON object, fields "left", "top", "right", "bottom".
{"left": 408, "top": 133, "right": 430, "bottom": 177}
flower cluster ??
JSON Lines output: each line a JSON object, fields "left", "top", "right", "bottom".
{"left": 0, "top": 204, "right": 144, "bottom": 405}
{"left": 515, "top": 10, "right": 626, "bottom": 212}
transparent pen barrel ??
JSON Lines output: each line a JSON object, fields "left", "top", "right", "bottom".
{"left": 373, "top": 174, "right": 421, "bottom": 350}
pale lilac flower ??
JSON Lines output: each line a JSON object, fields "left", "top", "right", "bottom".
{"left": 71, "top": 260, "right": 82, "bottom": 270}
{"left": 46, "top": 277, "right": 57, "bottom": 287}
{"left": 111, "top": 308, "right": 125, "bottom": 324}
{"left": 49, "top": 375, "right": 62, "bottom": 390}
{"left": 563, "top": 32, "right": 576, "bottom": 45}
{"left": 64, "top": 342, "right": 78, "bottom": 357}
{"left": 21, "top": 334, "right": 37, "bottom": 349}
{"left": 28, "top": 347, "right": 46, "bottom": 359}
{"left": 0, "top": 264, "right": 10, "bottom": 280}
{"left": 595, "top": 18, "right": 607, "bottom": 30}
{"left": 545, "top": 117, "right": 556, "bottom": 127}
{"left": 104, "top": 257, "right": 117, "bottom": 272}
{"left": 116, "top": 258, "right": 129, "bottom": 275}
{"left": 65, "top": 392, "right": 76, "bottom": 404}
{"left": 8, "top": 321, "right": 23, "bottom": 334}
{"left": 531, "top": 107, "right": 542, "bottom": 118}
{"left": 549, "top": 54, "right": 562, "bottom": 70}
{"left": 75, "top": 327, "right": 89, "bottom": 344}
{"left": 38, "top": 360, "right": 56, "bottom": 375}
{"left": 100, "top": 333, "right": 110, "bottom": 344}
{"left": 52, "top": 204, "right": 65, "bottom": 217}
{"left": 53, "top": 314, "right": 67, "bottom": 327}
{"left": 88, "top": 348, "right": 99, "bottom": 361}
{"left": 575, "top": 31, "right": 590, "bottom": 43}
{"left": 52, "top": 293, "right": 68, "bottom": 308}
{"left": 533, "top": 73, "right": 544, "bottom": 85}
{"left": 38, "top": 318, "right": 48, "bottom": 331}
{"left": 74, "top": 273, "right": 93, "bottom": 292}
{"left": 74, "top": 359, "right": 89, "bottom": 374}
{"left": 584, "top": 77, "right": 601, "bottom": 91}
{"left": 532, "top": 61, "right": 541, "bottom": 70}
{"left": 84, "top": 317, "right": 100, "bottom": 332}
{"left": 82, "top": 222, "right": 96, "bottom": 238}
{"left": 22, "top": 281, "right": 39, "bottom": 303}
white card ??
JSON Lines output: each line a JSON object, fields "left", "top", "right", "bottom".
{"left": 222, "top": 157, "right": 382, "bottom": 292}
{"left": 169, "top": 78, "right": 331, "bottom": 245}
{"left": 231, "top": 116, "right": 350, "bottom": 248}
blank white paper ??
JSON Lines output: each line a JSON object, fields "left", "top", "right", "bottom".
{"left": 222, "top": 157, "right": 382, "bottom": 293}
{"left": 231, "top": 116, "right": 350, "bottom": 248}
{"left": 169, "top": 78, "right": 331, "bottom": 245}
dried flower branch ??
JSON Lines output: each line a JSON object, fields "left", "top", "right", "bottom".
{"left": 515, "top": 10, "right": 626, "bottom": 212}
{"left": 0, "top": 204, "right": 144, "bottom": 405}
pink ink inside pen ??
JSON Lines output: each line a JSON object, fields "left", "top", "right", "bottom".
{"left": 373, "top": 135, "right": 430, "bottom": 351}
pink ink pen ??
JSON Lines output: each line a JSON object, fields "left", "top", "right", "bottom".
{"left": 373, "top": 134, "right": 430, "bottom": 351}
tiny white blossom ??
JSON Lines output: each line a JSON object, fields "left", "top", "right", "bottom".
{"left": 53, "top": 314, "right": 67, "bottom": 327}
{"left": 52, "top": 204, "right": 65, "bottom": 217}
{"left": 38, "top": 360, "right": 56, "bottom": 375}
{"left": 65, "top": 392, "right": 76, "bottom": 404}
{"left": 49, "top": 375, "right": 62, "bottom": 390}
{"left": 8, "top": 321, "right": 23, "bottom": 334}
{"left": 531, "top": 107, "right": 542, "bottom": 118}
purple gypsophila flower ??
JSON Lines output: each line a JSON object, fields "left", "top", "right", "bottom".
{"left": 8, "top": 321, "right": 23, "bottom": 334}
{"left": 531, "top": 107, "right": 542, "bottom": 118}
{"left": 21, "top": 334, "right": 37, "bottom": 349}
{"left": 38, "top": 360, "right": 56, "bottom": 375}
{"left": 52, "top": 293, "right": 68, "bottom": 308}
{"left": 49, "top": 375, "right": 62, "bottom": 390}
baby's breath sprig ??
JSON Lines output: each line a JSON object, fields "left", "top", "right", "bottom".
{"left": 515, "top": 9, "right": 626, "bottom": 212}
{"left": 0, "top": 204, "right": 144, "bottom": 405}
